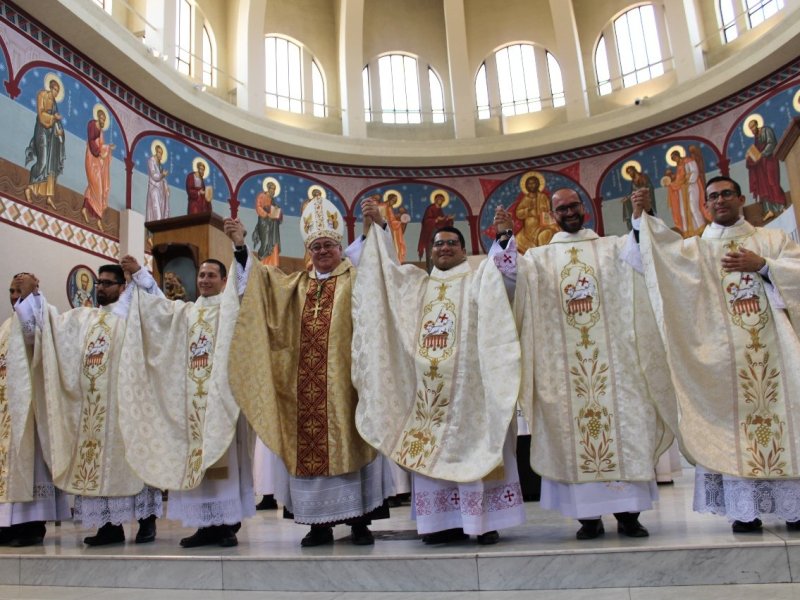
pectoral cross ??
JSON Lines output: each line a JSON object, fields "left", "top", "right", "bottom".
{"left": 311, "top": 281, "right": 326, "bottom": 322}
{"left": 311, "top": 300, "right": 323, "bottom": 321}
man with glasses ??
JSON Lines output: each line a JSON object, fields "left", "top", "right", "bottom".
{"left": 636, "top": 175, "right": 800, "bottom": 532}
{"left": 353, "top": 200, "right": 525, "bottom": 545}
{"left": 0, "top": 273, "right": 71, "bottom": 546}
{"left": 493, "top": 187, "right": 676, "bottom": 541}
{"left": 15, "top": 258, "right": 164, "bottom": 546}
{"left": 225, "top": 214, "right": 391, "bottom": 547}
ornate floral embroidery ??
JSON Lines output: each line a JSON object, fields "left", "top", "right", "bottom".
{"left": 0, "top": 324, "right": 10, "bottom": 500}
{"left": 414, "top": 483, "right": 523, "bottom": 517}
{"left": 572, "top": 348, "right": 616, "bottom": 477}
{"left": 395, "top": 378, "right": 450, "bottom": 470}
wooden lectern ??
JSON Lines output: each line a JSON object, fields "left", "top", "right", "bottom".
{"left": 776, "top": 116, "right": 800, "bottom": 233}
{"left": 146, "top": 212, "right": 234, "bottom": 295}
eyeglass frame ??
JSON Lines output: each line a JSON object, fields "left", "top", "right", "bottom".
{"left": 308, "top": 241, "right": 340, "bottom": 254}
{"left": 706, "top": 189, "right": 739, "bottom": 202}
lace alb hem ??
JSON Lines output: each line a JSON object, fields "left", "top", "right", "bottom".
{"left": 168, "top": 496, "right": 247, "bottom": 527}
{"left": 73, "top": 486, "right": 164, "bottom": 528}
{"left": 693, "top": 470, "right": 800, "bottom": 522}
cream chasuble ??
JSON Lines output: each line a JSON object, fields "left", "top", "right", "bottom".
{"left": 117, "top": 278, "right": 241, "bottom": 491}
{"left": 0, "top": 317, "right": 36, "bottom": 502}
{"left": 639, "top": 215, "right": 800, "bottom": 478}
{"left": 39, "top": 303, "right": 144, "bottom": 496}
{"left": 352, "top": 227, "right": 521, "bottom": 483}
{"left": 515, "top": 229, "right": 675, "bottom": 484}
{"left": 229, "top": 258, "right": 376, "bottom": 478}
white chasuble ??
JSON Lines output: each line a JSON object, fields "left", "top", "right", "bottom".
{"left": 352, "top": 227, "right": 521, "bottom": 483}
{"left": 515, "top": 229, "right": 675, "bottom": 484}
{"left": 639, "top": 215, "right": 800, "bottom": 478}
{"left": 118, "top": 280, "right": 241, "bottom": 491}
{"left": 0, "top": 317, "right": 36, "bottom": 502}
{"left": 39, "top": 304, "right": 143, "bottom": 496}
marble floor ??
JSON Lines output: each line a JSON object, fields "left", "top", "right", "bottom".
{"left": 1, "top": 469, "right": 799, "bottom": 594}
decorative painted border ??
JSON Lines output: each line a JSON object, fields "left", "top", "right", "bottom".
{"left": 1, "top": 1, "right": 798, "bottom": 179}
{"left": 0, "top": 195, "right": 119, "bottom": 260}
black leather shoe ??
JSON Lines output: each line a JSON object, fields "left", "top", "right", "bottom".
{"left": 787, "top": 520, "right": 800, "bottom": 531}
{"left": 300, "top": 526, "right": 333, "bottom": 547}
{"left": 421, "top": 528, "right": 468, "bottom": 544}
{"left": 218, "top": 524, "right": 238, "bottom": 547}
{"left": 135, "top": 515, "right": 157, "bottom": 543}
{"left": 351, "top": 524, "right": 374, "bottom": 546}
{"left": 255, "top": 495, "right": 278, "bottom": 510}
{"left": 180, "top": 526, "right": 221, "bottom": 548}
{"left": 477, "top": 530, "right": 500, "bottom": 545}
{"left": 576, "top": 518, "right": 604, "bottom": 540}
{"left": 0, "top": 525, "right": 19, "bottom": 545}
{"left": 9, "top": 522, "right": 46, "bottom": 547}
{"left": 732, "top": 518, "right": 762, "bottom": 533}
{"left": 614, "top": 512, "right": 649, "bottom": 538}
{"left": 84, "top": 523, "right": 125, "bottom": 546}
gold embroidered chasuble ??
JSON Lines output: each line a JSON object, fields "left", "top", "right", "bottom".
{"left": 39, "top": 303, "right": 144, "bottom": 496}
{"left": 639, "top": 215, "right": 800, "bottom": 478}
{"left": 515, "top": 229, "right": 676, "bottom": 484}
{"left": 352, "top": 228, "right": 521, "bottom": 483}
{"left": 117, "top": 279, "right": 241, "bottom": 491}
{"left": 0, "top": 317, "right": 36, "bottom": 502}
{"left": 228, "top": 258, "right": 376, "bottom": 477}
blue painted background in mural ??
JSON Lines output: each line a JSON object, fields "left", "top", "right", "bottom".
{"left": 237, "top": 172, "right": 347, "bottom": 216}
{"left": 132, "top": 135, "right": 230, "bottom": 203}
{"left": 599, "top": 140, "right": 719, "bottom": 203}
{"left": 726, "top": 85, "right": 800, "bottom": 160}
{"left": 350, "top": 183, "right": 469, "bottom": 221}
{"left": 18, "top": 67, "right": 125, "bottom": 158}
{"left": 479, "top": 172, "right": 595, "bottom": 251}
{"left": 0, "top": 44, "right": 8, "bottom": 97}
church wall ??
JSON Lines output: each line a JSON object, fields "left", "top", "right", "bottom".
{"left": 0, "top": 0, "right": 797, "bottom": 309}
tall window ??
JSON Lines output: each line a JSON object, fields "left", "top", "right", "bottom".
{"left": 594, "top": 4, "right": 667, "bottom": 95}
{"left": 362, "top": 67, "right": 372, "bottom": 122}
{"left": 719, "top": 0, "right": 739, "bottom": 42}
{"left": 718, "top": 0, "right": 784, "bottom": 43}
{"left": 176, "top": 0, "right": 192, "bottom": 76}
{"left": 746, "top": 0, "right": 784, "bottom": 27}
{"left": 265, "top": 36, "right": 326, "bottom": 116}
{"left": 475, "top": 43, "right": 565, "bottom": 119}
{"left": 429, "top": 68, "right": 445, "bottom": 124}
{"left": 378, "top": 54, "right": 421, "bottom": 124}
{"left": 202, "top": 26, "right": 215, "bottom": 87}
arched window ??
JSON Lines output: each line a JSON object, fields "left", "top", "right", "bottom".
{"left": 717, "top": 0, "right": 784, "bottom": 44}
{"left": 594, "top": 4, "right": 668, "bottom": 95}
{"left": 718, "top": 0, "right": 739, "bottom": 42}
{"left": 474, "top": 43, "right": 565, "bottom": 119}
{"left": 201, "top": 25, "right": 216, "bottom": 87}
{"left": 265, "top": 36, "right": 326, "bottom": 117}
{"left": 176, "top": 0, "right": 192, "bottom": 76}
{"left": 362, "top": 54, "right": 448, "bottom": 124}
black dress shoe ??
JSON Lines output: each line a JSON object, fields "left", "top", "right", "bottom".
{"left": 135, "top": 515, "right": 157, "bottom": 543}
{"left": 732, "top": 518, "right": 763, "bottom": 533}
{"left": 300, "top": 526, "right": 333, "bottom": 547}
{"left": 614, "top": 512, "right": 649, "bottom": 538}
{"left": 0, "top": 526, "right": 18, "bottom": 545}
{"left": 576, "top": 518, "right": 604, "bottom": 540}
{"left": 218, "top": 524, "right": 238, "bottom": 547}
{"left": 255, "top": 495, "right": 278, "bottom": 510}
{"left": 84, "top": 523, "right": 125, "bottom": 546}
{"left": 421, "top": 528, "right": 468, "bottom": 544}
{"left": 9, "top": 522, "right": 46, "bottom": 547}
{"left": 351, "top": 524, "right": 374, "bottom": 546}
{"left": 477, "top": 530, "right": 500, "bottom": 545}
{"left": 180, "top": 526, "right": 221, "bottom": 548}
{"left": 787, "top": 520, "right": 800, "bottom": 531}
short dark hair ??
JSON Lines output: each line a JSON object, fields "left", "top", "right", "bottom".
{"left": 201, "top": 259, "right": 227, "bottom": 279}
{"left": 99, "top": 264, "right": 125, "bottom": 283}
{"left": 433, "top": 226, "right": 465, "bottom": 249}
{"left": 705, "top": 175, "right": 741, "bottom": 197}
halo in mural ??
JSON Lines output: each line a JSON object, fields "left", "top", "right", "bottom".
{"left": 430, "top": 189, "right": 451, "bottom": 208}
{"left": 308, "top": 184, "right": 327, "bottom": 199}
{"left": 383, "top": 189, "right": 403, "bottom": 207}
{"left": 742, "top": 113, "right": 764, "bottom": 137}
{"left": 92, "top": 103, "right": 111, "bottom": 130}
{"left": 262, "top": 176, "right": 281, "bottom": 196}
{"left": 621, "top": 160, "right": 642, "bottom": 181}
{"left": 794, "top": 89, "right": 800, "bottom": 113}
{"left": 519, "top": 170, "right": 546, "bottom": 193}
{"left": 43, "top": 72, "right": 65, "bottom": 102}
{"left": 665, "top": 145, "right": 686, "bottom": 166}
{"left": 150, "top": 139, "right": 168, "bottom": 162}
{"left": 192, "top": 157, "right": 210, "bottom": 179}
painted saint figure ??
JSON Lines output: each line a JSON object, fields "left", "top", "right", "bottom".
{"left": 24, "top": 75, "right": 65, "bottom": 209}
{"left": 186, "top": 159, "right": 210, "bottom": 215}
{"left": 251, "top": 178, "right": 283, "bottom": 266}
{"left": 511, "top": 172, "right": 559, "bottom": 254}
{"left": 622, "top": 163, "right": 656, "bottom": 232}
{"left": 665, "top": 148, "right": 705, "bottom": 237}
{"left": 745, "top": 118, "right": 787, "bottom": 218}
{"left": 418, "top": 190, "right": 454, "bottom": 270}
{"left": 146, "top": 142, "right": 170, "bottom": 222}
{"left": 82, "top": 107, "right": 115, "bottom": 231}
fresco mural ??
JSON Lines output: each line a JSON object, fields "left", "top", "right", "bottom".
{"left": 599, "top": 140, "right": 720, "bottom": 237}
{"left": 479, "top": 171, "right": 596, "bottom": 252}
{"left": 0, "top": 1, "right": 797, "bottom": 279}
